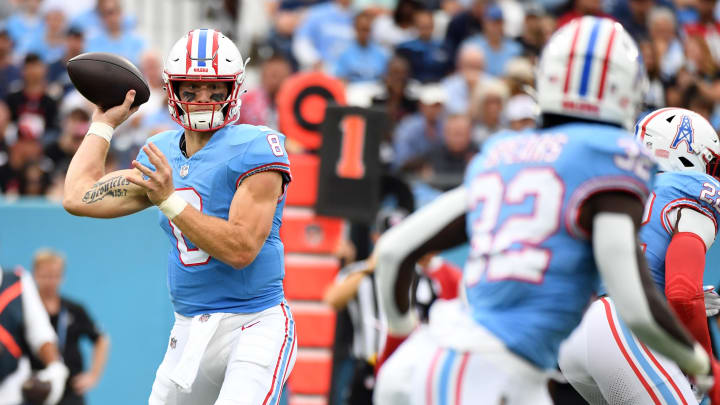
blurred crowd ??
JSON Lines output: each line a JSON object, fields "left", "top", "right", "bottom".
{"left": 1, "top": 0, "right": 720, "bottom": 199}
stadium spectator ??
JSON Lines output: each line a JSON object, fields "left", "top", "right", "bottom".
{"left": 392, "top": 83, "right": 446, "bottom": 171}
{"left": 44, "top": 107, "right": 90, "bottom": 177}
{"left": 423, "top": 114, "right": 477, "bottom": 187}
{"left": 0, "top": 102, "right": 11, "bottom": 168}
{"left": 25, "top": 6, "right": 68, "bottom": 64}
{"left": 505, "top": 94, "right": 538, "bottom": 131}
{"left": 649, "top": 7, "right": 684, "bottom": 80}
{"left": 517, "top": 3, "right": 547, "bottom": 61}
{"left": 238, "top": 55, "right": 292, "bottom": 128}
{"left": 0, "top": 126, "right": 50, "bottom": 195}
{"left": 442, "top": 44, "right": 489, "bottom": 115}
{"left": 69, "top": 0, "right": 136, "bottom": 41}
{"left": 504, "top": 57, "right": 534, "bottom": 96}
{"left": 639, "top": 40, "right": 666, "bottom": 110}
{"left": 396, "top": 8, "right": 451, "bottom": 82}
{"left": 292, "top": 0, "right": 355, "bottom": 70}
{"left": 333, "top": 11, "right": 389, "bottom": 83}
{"left": 556, "top": 0, "right": 612, "bottom": 28}
{"left": 462, "top": 4, "right": 522, "bottom": 77}
{"left": 4, "top": 0, "right": 45, "bottom": 60}
{"left": 469, "top": 77, "right": 508, "bottom": 144}
{"left": 47, "top": 27, "right": 85, "bottom": 99}
{"left": 0, "top": 30, "right": 22, "bottom": 101}
{"left": 31, "top": 249, "right": 110, "bottom": 405}
{"left": 444, "top": 0, "right": 486, "bottom": 67}
{"left": 371, "top": 55, "right": 419, "bottom": 131}
{"left": 683, "top": 0, "right": 720, "bottom": 66}
{"left": 613, "top": 0, "right": 653, "bottom": 41}
{"left": 5, "top": 53, "right": 59, "bottom": 141}
{"left": 84, "top": 0, "right": 146, "bottom": 66}
{"left": 266, "top": 0, "right": 327, "bottom": 70}
{"left": 371, "top": 0, "right": 422, "bottom": 50}
{"left": 0, "top": 265, "right": 68, "bottom": 405}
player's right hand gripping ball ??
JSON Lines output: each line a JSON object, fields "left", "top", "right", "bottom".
{"left": 22, "top": 376, "right": 51, "bottom": 405}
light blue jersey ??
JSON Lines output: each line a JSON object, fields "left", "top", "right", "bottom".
{"left": 136, "top": 124, "right": 291, "bottom": 317}
{"left": 463, "top": 123, "right": 657, "bottom": 369}
{"left": 640, "top": 171, "right": 720, "bottom": 294}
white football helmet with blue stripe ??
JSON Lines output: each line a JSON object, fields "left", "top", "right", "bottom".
{"left": 163, "top": 28, "right": 248, "bottom": 131}
{"left": 537, "top": 16, "right": 646, "bottom": 130}
{"left": 636, "top": 107, "right": 720, "bottom": 178}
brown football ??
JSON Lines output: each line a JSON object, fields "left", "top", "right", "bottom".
{"left": 67, "top": 52, "right": 150, "bottom": 111}
{"left": 22, "top": 376, "right": 51, "bottom": 405}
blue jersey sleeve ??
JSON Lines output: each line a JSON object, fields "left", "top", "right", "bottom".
{"left": 658, "top": 172, "right": 720, "bottom": 234}
{"left": 134, "top": 131, "right": 176, "bottom": 176}
{"left": 564, "top": 128, "right": 659, "bottom": 238}
{"left": 227, "top": 129, "right": 292, "bottom": 190}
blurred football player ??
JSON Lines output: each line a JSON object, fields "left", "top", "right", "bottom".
{"left": 62, "top": 29, "right": 295, "bottom": 405}
{"left": 372, "top": 17, "right": 720, "bottom": 405}
{"left": 559, "top": 107, "right": 720, "bottom": 404}
{"left": 0, "top": 266, "right": 68, "bottom": 405}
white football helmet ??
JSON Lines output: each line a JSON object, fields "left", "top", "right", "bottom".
{"left": 636, "top": 107, "right": 720, "bottom": 178}
{"left": 536, "top": 16, "right": 647, "bottom": 130}
{"left": 163, "top": 29, "right": 248, "bottom": 132}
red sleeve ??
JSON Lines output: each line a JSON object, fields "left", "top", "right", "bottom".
{"left": 426, "top": 261, "right": 463, "bottom": 300}
{"left": 665, "top": 232, "right": 713, "bottom": 357}
{"left": 375, "top": 333, "right": 408, "bottom": 375}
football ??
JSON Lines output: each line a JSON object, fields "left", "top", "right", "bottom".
{"left": 22, "top": 376, "right": 51, "bottom": 405}
{"left": 67, "top": 52, "right": 150, "bottom": 111}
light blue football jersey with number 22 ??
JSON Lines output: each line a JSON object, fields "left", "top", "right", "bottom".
{"left": 136, "top": 124, "right": 291, "bottom": 317}
{"left": 462, "top": 123, "right": 657, "bottom": 370}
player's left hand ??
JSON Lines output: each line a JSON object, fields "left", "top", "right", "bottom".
{"left": 704, "top": 286, "right": 720, "bottom": 317}
{"left": 128, "top": 143, "right": 175, "bottom": 205}
{"left": 36, "top": 361, "right": 68, "bottom": 405}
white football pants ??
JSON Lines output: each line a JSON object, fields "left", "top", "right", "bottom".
{"left": 149, "top": 301, "right": 297, "bottom": 405}
{"left": 559, "top": 297, "right": 697, "bottom": 405}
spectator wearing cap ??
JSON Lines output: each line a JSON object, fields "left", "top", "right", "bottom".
{"left": 462, "top": 4, "right": 522, "bottom": 78}
{"left": 84, "top": 0, "right": 146, "bottom": 66}
{"left": 44, "top": 107, "right": 90, "bottom": 177}
{"left": 396, "top": 8, "right": 451, "bottom": 83}
{"left": 469, "top": 77, "right": 508, "bottom": 144}
{"left": 47, "top": 27, "right": 85, "bottom": 98}
{"left": 649, "top": 7, "right": 684, "bottom": 79}
{"left": 423, "top": 114, "right": 477, "bottom": 188}
{"left": 238, "top": 55, "right": 292, "bottom": 128}
{"left": 392, "top": 83, "right": 447, "bottom": 171}
{"left": 0, "top": 31, "right": 22, "bottom": 101}
{"left": 4, "top": 0, "right": 45, "bottom": 60}
{"left": 517, "top": 4, "right": 547, "bottom": 61}
{"left": 505, "top": 94, "right": 538, "bottom": 131}
{"left": 5, "top": 54, "right": 60, "bottom": 142}
{"left": 292, "top": 0, "right": 355, "bottom": 71}
{"left": 444, "top": 0, "right": 486, "bottom": 68}
{"left": 371, "top": 0, "right": 422, "bottom": 51}
{"left": 557, "top": 0, "right": 613, "bottom": 28}
{"left": 683, "top": 0, "right": 720, "bottom": 66}
{"left": 333, "top": 11, "right": 390, "bottom": 83}
{"left": 25, "top": 6, "right": 68, "bottom": 64}
{"left": 442, "top": 44, "right": 490, "bottom": 115}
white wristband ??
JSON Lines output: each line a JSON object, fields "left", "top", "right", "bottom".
{"left": 86, "top": 122, "right": 114, "bottom": 143}
{"left": 158, "top": 192, "right": 188, "bottom": 220}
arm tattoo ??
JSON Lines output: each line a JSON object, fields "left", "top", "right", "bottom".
{"left": 82, "top": 176, "right": 131, "bottom": 204}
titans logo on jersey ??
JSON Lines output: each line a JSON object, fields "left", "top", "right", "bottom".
{"left": 462, "top": 123, "right": 657, "bottom": 369}
{"left": 640, "top": 171, "right": 720, "bottom": 293}
{"left": 136, "top": 124, "right": 291, "bottom": 316}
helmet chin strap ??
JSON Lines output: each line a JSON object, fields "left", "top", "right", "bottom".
{"left": 181, "top": 109, "right": 225, "bottom": 131}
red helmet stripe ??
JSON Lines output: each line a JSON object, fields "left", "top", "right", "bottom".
{"left": 639, "top": 107, "right": 674, "bottom": 141}
{"left": 212, "top": 30, "right": 219, "bottom": 74}
{"left": 563, "top": 21, "right": 583, "bottom": 94}
{"left": 596, "top": 24, "right": 617, "bottom": 100}
{"left": 186, "top": 30, "right": 194, "bottom": 74}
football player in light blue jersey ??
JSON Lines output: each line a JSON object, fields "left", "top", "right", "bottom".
{"left": 62, "top": 29, "right": 296, "bottom": 405}
{"left": 559, "top": 107, "right": 720, "bottom": 404}
{"left": 372, "top": 17, "right": 720, "bottom": 405}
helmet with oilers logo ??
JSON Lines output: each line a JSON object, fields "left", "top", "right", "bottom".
{"left": 536, "top": 16, "right": 647, "bottom": 130}
{"left": 636, "top": 107, "right": 720, "bottom": 178}
{"left": 163, "top": 29, "right": 248, "bottom": 131}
